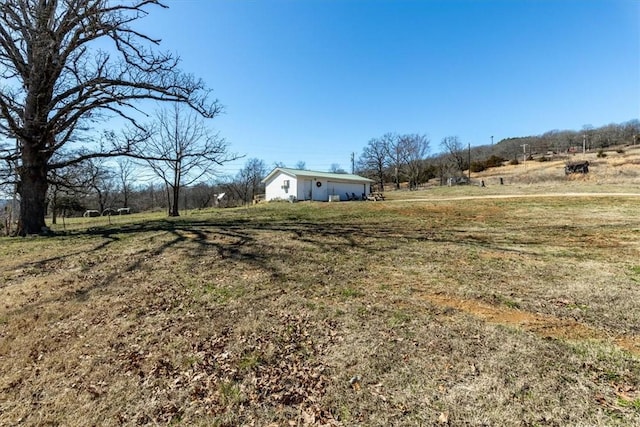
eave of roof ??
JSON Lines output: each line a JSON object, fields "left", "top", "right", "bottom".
{"left": 262, "top": 168, "right": 374, "bottom": 184}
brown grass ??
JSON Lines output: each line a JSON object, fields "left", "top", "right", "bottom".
{"left": 474, "top": 144, "right": 640, "bottom": 187}
{"left": 1, "top": 186, "right": 640, "bottom": 425}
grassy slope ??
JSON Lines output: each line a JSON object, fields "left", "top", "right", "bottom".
{"left": 472, "top": 144, "right": 640, "bottom": 189}
{"left": 1, "top": 167, "right": 640, "bottom": 425}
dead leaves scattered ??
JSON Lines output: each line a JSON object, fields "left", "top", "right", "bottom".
{"left": 108, "top": 312, "right": 344, "bottom": 425}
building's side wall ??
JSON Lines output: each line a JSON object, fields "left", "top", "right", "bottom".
{"left": 265, "top": 172, "right": 297, "bottom": 201}
{"left": 326, "top": 182, "right": 371, "bottom": 200}
{"left": 304, "top": 180, "right": 372, "bottom": 201}
{"left": 265, "top": 171, "right": 373, "bottom": 202}
{"left": 293, "top": 178, "right": 329, "bottom": 201}
{"left": 297, "top": 178, "right": 372, "bottom": 201}
{"left": 297, "top": 179, "right": 313, "bottom": 201}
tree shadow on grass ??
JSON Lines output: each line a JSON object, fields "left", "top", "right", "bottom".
{"left": 6, "top": 213, "right": 613, "bottom": 314}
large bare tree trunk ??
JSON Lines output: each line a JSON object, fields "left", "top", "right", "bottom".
{"left": 170, "top": 185, "right": 180, "bottom": 217}
{"left": 164, "top": 183, "right": 172, "bottom": 217}
{"left": 0, "top": 1, "right": 221, "bottom": 236}
{"left": 18, "top": 147, "right": 49, "bottom": 235}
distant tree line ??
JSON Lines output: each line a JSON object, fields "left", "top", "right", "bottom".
{"left": 2, "top": 0, "right": 636, "bottom": 234}
{"left": 355, "top": 133, "right": 473, "bottom": 190}
{"left": 491, "top": 120, "right": 640, "bottom": 162}
{"left": 355, "top": 133, "right": 433, "bottom": 191}
{"left": 38, "top": 156, "right": 269, "bottom": 220}
{"left": 354, "top": 120, "right": 640, "bottom": 190}
{"left": 4, "top": 119, "right": 637, "bottom": 225}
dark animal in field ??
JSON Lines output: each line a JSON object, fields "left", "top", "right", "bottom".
{"left": 565, "top": 161, "right": 589, "bottom": 175}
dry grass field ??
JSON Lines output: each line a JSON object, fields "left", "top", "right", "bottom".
{"left": 1, "top": 149, "right": 640, "bottom": 426}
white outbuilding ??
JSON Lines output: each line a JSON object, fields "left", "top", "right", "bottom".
{"left": 261, "top": 168, "right": 374, "bottom": 202}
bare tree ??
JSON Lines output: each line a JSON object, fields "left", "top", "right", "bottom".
{"left": 141, "top": 104, "right": 239, "bottom": 217}
{"left": 230, "top": 158, "right": 267, "bottom": 205}
{"left": 84, "top": 158, "right": 116, "bottom": 213}
{"left": 440, "top": 136, "right": 468, "bottom": 173}
{"left": 47, "top": 162, "right": 88, "bottom": 224}
{"left": 116, "top": 158, "right": 136, "bottom": 208}
{"left": 295, "top": 161, "right": 307, "bottom": 170}
{"left": 382, "top": 133, "right": 406, "bottom": 190}
{"left": 188, "top": 182, "right": 215, "bottom": 209}
{"left": 357, "top": 136, "right": 390, "bottom": 191}
{"left": 400, "top": 134, "right": 430, "bottom": 190}
{"left": 0, "top": 0, "right": 218, "bottom": 235}
{"left": 357, "top": 133, "right": 428, "bottom": 190}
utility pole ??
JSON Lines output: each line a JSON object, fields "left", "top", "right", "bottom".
{"left": 520, "top": 144, "right": 528, "bottom": 168}
{"left": 491, "top": 135, "right": 494, "bottom": 146}
{"left": 468, "top": 143, "right": 471, "bottom": 181}
{"left": 351, "top": 152, "right": 355, "bottom": 174}
{"left": 582, "top": 134, "right": 586, "bottom": 155}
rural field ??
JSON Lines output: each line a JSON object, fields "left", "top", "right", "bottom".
{"left": 2, "top": 152, "right": 640, "bottom": 426}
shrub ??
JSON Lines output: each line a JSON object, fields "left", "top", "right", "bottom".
{"left": 470, "top": 155, "right": 505, "bottom": 173}
{"left": 597, "top": 150, "right": 607, "bottom": 158}
{"left": 509, "top": 158, "right": 519, "bottom": 166}
{"left": 537, "top": 156, "right": 550, "bottom": 162}
{"left": 485, "top": 155, "right": 506, "bottom": 168}
{"left": 470, "top": 161, "right": 486, "bottom": 173}
{"left": 616, "top": 149, "right": 625, "bottom": 154}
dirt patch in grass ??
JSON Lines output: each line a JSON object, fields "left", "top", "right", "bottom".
{"left": 423, "top": 293, "right": 640, "bottom": 356}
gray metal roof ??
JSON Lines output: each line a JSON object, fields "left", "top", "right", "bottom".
{"left": 262, "top": 168, "right": 374, "bottom": 183}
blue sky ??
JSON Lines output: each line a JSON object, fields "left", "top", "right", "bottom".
{"left": 139, "top": 0, "right": 639, "bottom": 175}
